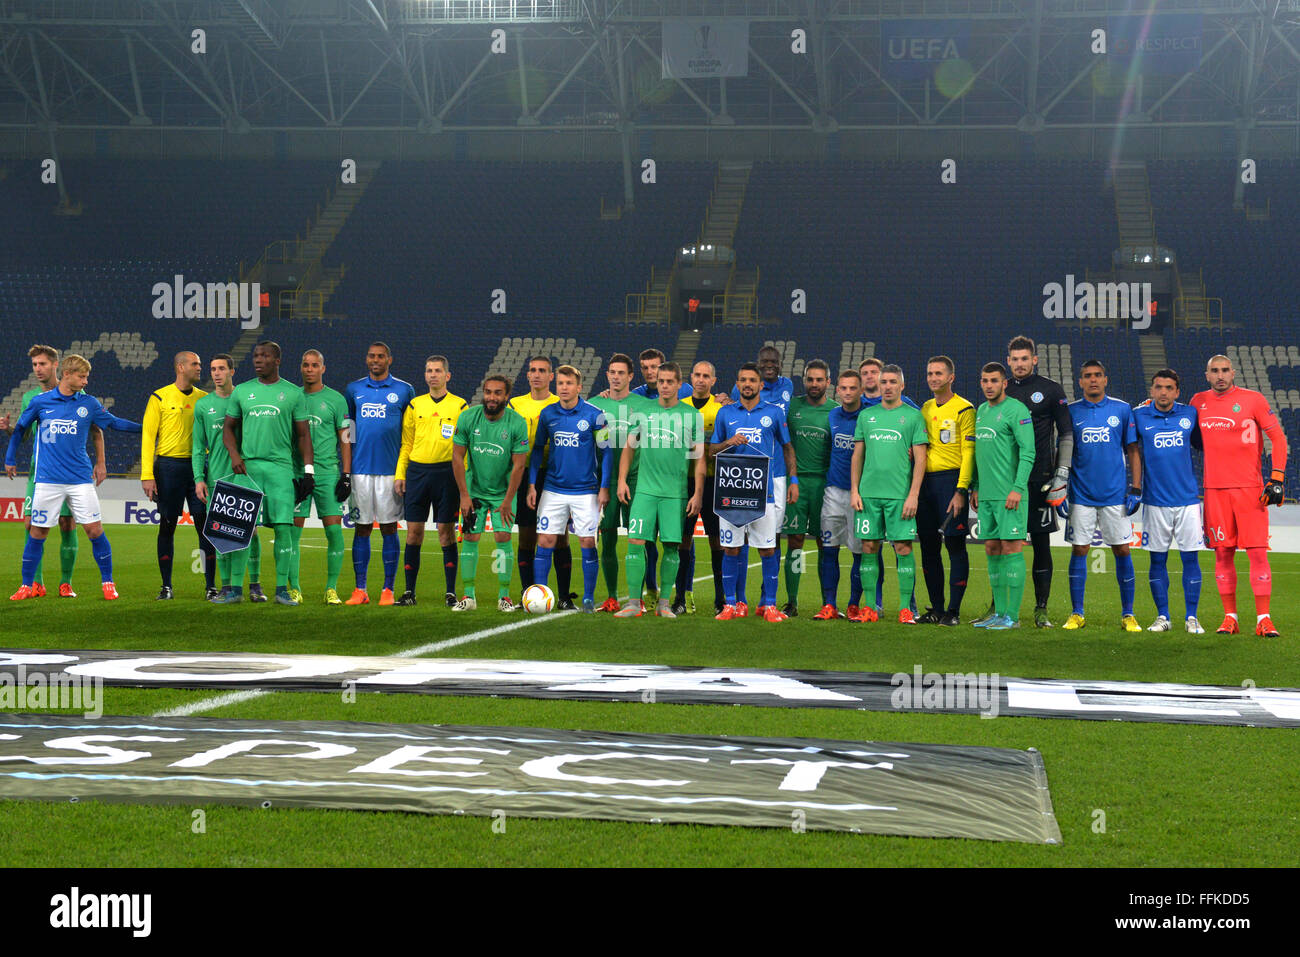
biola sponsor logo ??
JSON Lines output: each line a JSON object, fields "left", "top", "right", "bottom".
{"left": 1041, "top": 274, "right": 1153, "bottom": 328}
{"left": 833, "top": 433, "right": 854, "bottom": 450}
{"left": 46, "top": 419, "right": 79, "bottom": 436}
{"left": 359, "top": 402, "right": 386, "bottom": 418}
{"left": 0, "top": 666, "right": 102, "bottom": 718}
{"left": 1080, "top": 426, "right": 1111, "bottom": 443}
{"left": 1154, "top": 430, "right": 1184, "bottom": 448}
{"left": 553, "top": 431, "right": 580, "bottom": 448}
{"left": 49, "top": 887, "right": 151, "bottom": 938}
{"left": 890, "top": 666, "right": 1000, "bottom": 718}
{"left": 151, "top": 274, "right": 260, "bottom": 330}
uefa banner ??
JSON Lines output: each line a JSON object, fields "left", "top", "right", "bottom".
{"left": 1107, "top": 14, "right": 1203, "bottom": 73}
{"left": 881, "top": 19, "right": 972, "bottom": 81}
{"left": 713, "top": 451, "right": 769, "bottom": 527}
{"left": 0, "top": 713, "right": 1062, "bottom": 842}
{"left": 662, "top": 19, "right": 749, "bottom": 79}
{"left": 5, "top": 649, "right": 1297, "bottom": 728}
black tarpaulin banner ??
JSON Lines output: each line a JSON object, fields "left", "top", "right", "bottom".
{"left": 0, "top": 713, "right": 1062, "bottom": 842}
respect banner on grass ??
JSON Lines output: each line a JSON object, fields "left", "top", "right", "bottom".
{"left": 3, "top": 650, "right": 1297, "bottom": 728}
{"left": 0, "top": 713, "right": 1062, "bottom": 842}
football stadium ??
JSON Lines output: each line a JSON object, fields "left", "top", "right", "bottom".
{"left": 0, "top": 0, "right": 1296, "bottom": 897}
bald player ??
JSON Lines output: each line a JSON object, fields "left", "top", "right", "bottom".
{"left": 141, "top": 350, "right": 216, "bottom": 599}
{"left": 1193, "top": 354, "right": 1289, "bottom": 637}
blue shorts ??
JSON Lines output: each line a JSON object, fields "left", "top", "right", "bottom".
{"left": 404, "top": 462, "right": 459, "bottom": 525}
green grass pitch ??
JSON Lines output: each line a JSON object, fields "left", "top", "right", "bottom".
{"left": 0, "top": 523, "right": 1295, "bottom": 867}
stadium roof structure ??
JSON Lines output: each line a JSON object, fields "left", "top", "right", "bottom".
{"left": 2, "top": 0, "right": 1299, "bottom": 153}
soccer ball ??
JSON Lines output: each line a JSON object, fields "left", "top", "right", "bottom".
{"left": 521, "top": 584, "right": 555, "bottom": 614}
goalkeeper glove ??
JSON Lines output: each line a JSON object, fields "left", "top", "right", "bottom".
{"left": 1044, "top": 466, "right": 1069, "bottom": 507}
{"left": 293, "top": 476, "right": 315, "bottom": 504}
{"left": 1261, "top": 473, "right": 1285, "bottom": 506}
{"left": 1125, "top": 485, "right": 1142, "bottom": 516}
{"left": 1055, "top": 501, "right": 1070, "bottom": 520}
{"left": 334, "top": 474, "right": 352, "bottom": 503}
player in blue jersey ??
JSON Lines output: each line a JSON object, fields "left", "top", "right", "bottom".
{"left": 811, "top": 369, "right": 867, "bottom": 619}
{"left": 710, "top": 362, "right": 798, "bottom": 623}
{"left": 527, "top": 364, "right": 612, "bottom": 613}
{"left": 5, "top": 354, "right": 142, "bottom": 601}
{"left": 342, "top": 341, "right": 416, "bottom": 605}
{"left": 1133, "top": 369, "right": 1205, "bottom": 634}
{"left": 859, "top": 357, "right": 921, "bottom": 615}
{"left": 723, "top": 345, "right": 795, "bottom": 610}
{"left": 1060, "top": 359, "right": 1142, "bottom": 631}
{"left": 631, "top": 348, "right": 695, "bottom": 401}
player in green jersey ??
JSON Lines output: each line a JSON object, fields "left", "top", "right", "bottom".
{"left": 10, "top": 344, "right": 105, "bottom": 597}
{"left": 220, "top": 341, "right": 314, "bottom": 605}
{"left": 613, "top": 362, "right": 705, "bottom": 618}
{"left": 450, "top": 374, "right": 530, "bottom": 611}
{"left": 970, "top": 362, "right": 1036, "bottom": 629}
{"left": 289, "top": 350, "right": 352, "bottom": 604}
{"left": 781, "top": 359, "right": 832, "bottom": 616}
{"left": 589, "top": 353, "right": 654, "bottom": 610}
{"left": 849, "top": 364, "right": 928, "bottom": 623}
{"left": 193, "top": 353, "right": 266, "bottom": 602}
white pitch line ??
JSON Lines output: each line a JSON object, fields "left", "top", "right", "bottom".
{"left": 153, "top": 552, "right": 782, "bottom": 718}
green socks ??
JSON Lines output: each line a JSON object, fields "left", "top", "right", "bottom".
{"left": 59, "top": 527, "right": 77, "bottom": 585}
{"left": 784, "top": 546, "right": 800, "bottom": 607}
{"left": 288, "top": 523, "right": 303, "bottom": 590}
{"left": 895, "top": 551, "right": 915, "bottom": 610}
{"left": 988, "top": 553, "right": 1005, "bottom": 617}
{"left": 248, "top": 531, "right": 261, "bottom": 584}
{"left": 1003, "top": 551, "right": 1025, "bottom": 622}
{"left": 494, "top": 540, "right": 514, "bottom": 599}
{"left": 625, "top": 543, "right": 647, "bottom": 601}
{"left": 460, "top": 538, "right": 479, "bottom": 599}
{"left": 859, "top": 550, "right": 880, "bottom": 605}
{"left": 273, "top": 524, "right": 293, "bottom": 588}
{"left": 324, "top": 523, "right": 344, "bottom": 590}
{"left": 660, "top": 546, "right": 680, "bottom": 603}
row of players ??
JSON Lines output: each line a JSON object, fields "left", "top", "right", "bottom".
{"left": 1, "top": 337, "right": 1288, "bottom": 635}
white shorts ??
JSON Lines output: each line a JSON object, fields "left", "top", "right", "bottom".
{"left": 719, "top": 503, "right": 779, "bottom": 550}
{"left": 818, "top": 485, "right": 863, "bottom": 554}
{"left": 537, "top": 490, "right": 600, "bottom": 538}
{"left": 1143, "top": 503, "right": 1204, "bottom": 552}
{"left": 1067, "top": 503, "right": 1134, "bottom": 547}
{"left": 30, "top": 483, "right": 101, "bottom": 527}
{"left": 350, "top": 473, "right": 403, "bottom": 525}
{"left": 772, "top": 476, "right": 788, "bottom": 532}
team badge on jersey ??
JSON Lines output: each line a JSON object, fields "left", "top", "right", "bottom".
{"left": 577, "top": 419, "right": 589, "bottom": 431}
{"left": 1232, "top": 403, "right": 1241, "bottom": 413}
{"left": 1107, "top": 415, "right": 1120, "bottom": 427}
{"left": 1031, "top": 391, "right": 1044, "bottom": 404}
{"left": 1179, "top": 417, "right": 1191, "bottom": 429}
{"left": 76, "top": 407, "right": 87, "bottom": 418}
{"left": 760, "top": 415, "right": 772, "bottom": 427}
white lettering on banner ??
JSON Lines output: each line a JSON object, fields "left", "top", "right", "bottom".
{"left": 1153, "top": 431, "right": 1184, "bottom": 449}
{"left": 349, "top": 744, "right": 506, "bottom": 777}
{"left": 359, "top": 403, "right": 386, "bottom": 418}
{"left": 730, "top": 757, "right": 895, "bottom": 792}
{"left": 0, "top": 735, "right": 184, "bottom": 765}
{"left": 547, "top": 671, "right": 860, "bottom": 702}
{"left": 1080, "top": 427, "right": 1111, "bottom": 443}
{"left": 553, "top": 431, "right": 580, "bottom": 448}
{"left": 1004, "top": 681, "right": 1243, "bottom": 718}
{"left": 65, "top": 655, "right": 359, "bottom": 683}
{"left": 518, "top": 752, "right": 706, "bottom": 787}
{"left": 169, "top": 739, "right": 357, "bottom": 768}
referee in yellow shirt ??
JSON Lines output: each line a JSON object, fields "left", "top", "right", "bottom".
{"left": 393, "top": 355, "right": 466, "bottom": 606}
{"left": 141, "top": 351, "right": 216, "bottom": 600}
{"left": 916, "top": 355, "right": 976, "bottom": 625}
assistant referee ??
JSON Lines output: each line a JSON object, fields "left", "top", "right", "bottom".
{"left": 393, "top": 355, "right": 467, "bottom": 606}
{"left": 141, "top": 351, "right": 216, "bottom": 599}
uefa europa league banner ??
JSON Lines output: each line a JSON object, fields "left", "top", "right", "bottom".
{"left": 662, "top": 20, "right": 750, "bottom": 79}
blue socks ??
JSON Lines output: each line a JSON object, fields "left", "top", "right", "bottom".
{"left": 819, "top": 546, "right": 840, "bottom": 606}
{"left": 736, "top": 546, "right": 749, "bottom": 603}
{"left": 849, "top": 552, "right": 863, "bottom": 607}
{"left": 91, "top": 532, "right": 113, "bottom": 583}
{"left": 722, "top": 552, "right": 739, "bottom": 605}
{"left": 22, "top": 534, "right": 45, "bottom": 586}
{"left": 1116, "top": 552, "right": 1135, "bottom": 616}
{"left": 353, "top": 533, "right": 371, "bottom": 590}
{"left": 442, "top": 544, "right": 458, "bottom": 594}
{"left": 1181, "top": 550, "right": 1202, "bottom": 618}
{"left": 1068, "top": 552, "right": 1087, "bottom": 615}
{"left": 760, "top": 551, "right": 780, "bottom": 607}
{"left": 533, "top": 545, "right": 554, "bottom": 587}
{"left": 1149, "top": 551, "right": 1170, "bottom": 619}
{"left": 581, "top": 547, "right": 598, "bottom": 603}
{"left": 381, "top": 532, "right": 399, "bottom": 591}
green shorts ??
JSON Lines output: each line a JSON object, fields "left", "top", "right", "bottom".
{"left": 465, "top": 495, "right": 506, "bottom": 535}
{"left": 294, "top": 468, "right": 342, "bottom": 519}
{"left": 977, "top": 493, "right": 1028, "bottom": 541}
{"left": 628, "top": 492, "right": 685, "bottom": 544}
{"left": 24, "top": 476, "right": 71, "bottom": 519}
{"left": 781, "top": 477, "right": 825, "bottom": 536}
{"left": 245, "top": 458, "right": 297, "bottom": 526}
{"left": 854, "top": 496, "right": 916, "bottom": 542}
{"left": 600, "top": 473, "right": 636, "bottom": 532}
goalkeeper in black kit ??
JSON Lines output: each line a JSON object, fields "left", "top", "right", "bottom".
{"left": 979, "top": 335, "right": 1073, "bottom": 628}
